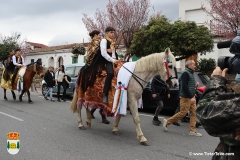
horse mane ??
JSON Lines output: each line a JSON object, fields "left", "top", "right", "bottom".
{"left": 134, "top": 51, "right": 176, "bottom": 72}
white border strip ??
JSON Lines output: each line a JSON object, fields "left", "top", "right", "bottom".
{"left": 0, "top": 111, "right": 24, "bottom": 121}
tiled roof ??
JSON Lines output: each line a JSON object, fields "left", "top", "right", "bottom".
{"left": 29, "top": 43, "right": 89, "bottom": 53}
{"left": 26, "top": 42, "right": 48, "bottom": 48}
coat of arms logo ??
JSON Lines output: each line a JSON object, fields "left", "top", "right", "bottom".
{"left": 7, "top": 132, "right": 20, "bottom": 155}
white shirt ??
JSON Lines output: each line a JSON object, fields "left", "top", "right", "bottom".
{"left": 100, "top": 39, "right": 116, "bottom": 63}
{"left": 12, "top": 55, "right": 25, "bottom": 66}
{"left": 55, "top": 71, "right": 65, "bottom": 82}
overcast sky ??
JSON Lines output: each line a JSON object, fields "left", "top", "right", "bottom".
{"left": 0, "top": 0, "right": 178, "bottom": 46}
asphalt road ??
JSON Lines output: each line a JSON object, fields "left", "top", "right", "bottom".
{"left": 0, "top": 89, "right": 220, "bottom": 160}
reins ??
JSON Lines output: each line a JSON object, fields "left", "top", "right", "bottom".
{"left": 122, "top": 65, "right": 169, "bottom": 90}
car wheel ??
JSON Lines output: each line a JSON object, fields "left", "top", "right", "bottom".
{"left": 42, "top": 84, "right": 48, "bottom": 96}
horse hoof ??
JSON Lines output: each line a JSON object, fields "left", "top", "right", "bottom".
{"left": 79, "top": 126, "right": 86, "bottom": 130}
{"left": 86, "top": 122, "right": 91, "bottom": 127}
{"left": 4, "top": 97, "right": 8, "bottom": 101}
{"left": 29, "top": 101, "right": 33, "bottom": 104}
{"left": 19, "top": 99, "right": 22, "bottom": 102}
{"left": 112, "top": 131, "right": 120, "bottom": 135}
{"left": 140, "top": 141, "right": 150, "bottom": 146}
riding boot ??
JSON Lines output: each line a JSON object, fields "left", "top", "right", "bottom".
{"left": 90, "top": 109, "right": 96, "bottom": 119}
{"left": 102, "top": 93, "right": 108, "bottom": 104}
{"left": 99, "top": 109, "right": 110, "bottom": 124}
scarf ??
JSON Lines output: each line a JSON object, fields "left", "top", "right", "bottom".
{"left": 86, "top": 39, "right": 100, "bottom": 66}
{"left": 106, "top": 36, "right": 116, "bottom": 50}
{"left": 78, "top": 38, "right": 106, "bottom": 93}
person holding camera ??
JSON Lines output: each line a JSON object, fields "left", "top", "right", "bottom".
{"left": 151, "top": 75, "right": 170, "bottom": 126}
{"left": 197, "top": 67, "right": 240, "bottom": 159}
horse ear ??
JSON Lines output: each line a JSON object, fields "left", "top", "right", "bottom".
{"left": 165, "top": 47, "right": 171, "bottom": 56}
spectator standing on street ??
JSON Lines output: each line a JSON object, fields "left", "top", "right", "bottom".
{"left": 44, "top": 66, "right": 55, "bottom": 102}
{"left": 163, "top": 60, "right": 202, "bottom": 137}
{"left": 55, "top": 65, "right": 70, "bottom": 102}
{"left": 151, "top": 75, "right": 170, "bottom": 126}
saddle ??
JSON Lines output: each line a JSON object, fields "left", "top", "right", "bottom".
{"left": 76, "top": 62, "right": 123, "bottom": 116}
{"left": 17, "top": 67, "right": 27, "bottom": 90}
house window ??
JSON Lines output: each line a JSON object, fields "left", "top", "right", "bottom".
{"left": 72, "top": 57, "right": 78, "bottom": 64}
{"left": 31, "top": 59, "right": 34, "bottom": 64}
{"left": 38, "top": 58, "right": 42, "bottom": 62}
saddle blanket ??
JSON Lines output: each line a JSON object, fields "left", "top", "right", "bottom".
{"left": 112, "top": 62, "right": 143, "bottom": 116}
{"left": 17, "top": 66, "right": 26, "bottom": 90}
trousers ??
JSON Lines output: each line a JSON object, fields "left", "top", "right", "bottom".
{"left": 103, "top": 62, "right": 114, "bottom": 94}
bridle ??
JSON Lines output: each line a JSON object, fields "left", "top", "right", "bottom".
{"left": 122, "top": 59, "right": 177, "bottom": 90}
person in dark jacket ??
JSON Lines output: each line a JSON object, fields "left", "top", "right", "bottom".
{"left": 197, "top": 67, "right": 240, "bottom": 159}
{"left": 151, "top": 75, "right": 170, "bottom": 126}
{"left": 44, "top": 66, "right": 55, "bottom": 102}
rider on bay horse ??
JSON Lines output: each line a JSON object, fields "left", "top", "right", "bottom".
{"left": 2, "top": 49, "right": 15, "bottom": 82}
{"left": 11, "top": 48, "right": 26, "bottom": 90}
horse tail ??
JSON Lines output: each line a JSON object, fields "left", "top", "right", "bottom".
{"left": 70, "top": 89, "right": 78, "bottom": 113}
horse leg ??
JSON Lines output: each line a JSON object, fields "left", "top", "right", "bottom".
{"left": 128, "top": 98, "right": 149, "bottom": 146}
{"left": 4, "top": 89, "right": 7, "bottom": 100}
{"left": 11, "top": 90, "right": 16, "bottom": 100}
{"left": 112, "top": 114, "right": 122, "bottom": 135}
{"left": 78, "top": 105, "right": 86, "bottom": 130}
{"left": 86, "top": 108, "right": 92, "bottom": 127}
{"left": 19, "top": 89, "right": 25, "bottom": 102}
{"left": 26, "top": 90, "right": 33, "bottom": 103}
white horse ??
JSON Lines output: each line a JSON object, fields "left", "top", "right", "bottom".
{"left": 71, "top": 47, "right": 178, "bottom": 146}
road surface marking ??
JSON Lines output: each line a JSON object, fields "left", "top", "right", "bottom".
{"left": 0, "top": 111, "right": 24, "bottom": 121}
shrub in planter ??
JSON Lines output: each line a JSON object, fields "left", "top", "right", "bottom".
{"left": 196, "top": 58, "right": 216, "bottom": 74}
{"left": 71, "top": 44, "right": 86, "bottom": 55}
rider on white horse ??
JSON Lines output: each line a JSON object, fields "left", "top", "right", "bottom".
{"left": 11, "top": 48, "right": 26, "bottom": 90}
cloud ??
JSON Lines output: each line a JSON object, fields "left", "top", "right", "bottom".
{"left": 0, "top": 0, "right": 178, "bottom": 46}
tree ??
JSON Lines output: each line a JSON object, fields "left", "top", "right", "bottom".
{"left": 202, "top": 0, "right": 240, "bottom": 40}
{"left": 82, "top": 0, "right": 160, "bottom": 52}
{"left": 196, "top": 58, "right": 216, "bottom": 74}
{"left": 0, "top": 32, "right": 30, "bottom": 66}
{"left": 0, "top": 32, "right": 19, "bottom": 66}
{"left": 130, "top": 16, "right": 214, "bottom": 60}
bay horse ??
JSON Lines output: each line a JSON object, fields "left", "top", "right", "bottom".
{"left": 71, "top": 48, "right": 178, "bottom": 146}
{"left": 2, "top": 59, "right": 44, "bottom": 103}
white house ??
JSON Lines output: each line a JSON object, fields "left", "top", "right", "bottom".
{"left": 178, "top": 0, "right": 231, "bottom": 70}
{"left": 25, "top": 43, "right": 87, "bottom": 69}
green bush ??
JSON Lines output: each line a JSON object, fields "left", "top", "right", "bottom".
{"left": 196, "top": 58, "right": 216, "bottom": 74}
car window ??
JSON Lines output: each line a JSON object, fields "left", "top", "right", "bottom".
{"left": 74, "top": 66, "right": 83, "bottom": 77}
{"left": 65, "top": 67, "right": 75, "bottom": 76}
{"left": 197, "top": 74, "right": 210, "bottom": 85}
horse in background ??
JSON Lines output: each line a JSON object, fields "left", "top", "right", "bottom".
{"left": 1, "top": 59, "right": 44, "bottom": 103}
{"left": 71, "top": 48, "right": 178, "bottom": 145}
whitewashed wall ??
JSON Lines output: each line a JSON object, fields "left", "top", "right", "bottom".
{"left": 178, "top": 0, "right": 232, "bottom": 70}
{"left": 25, "top": 49, "right": 85, "bottom": 69}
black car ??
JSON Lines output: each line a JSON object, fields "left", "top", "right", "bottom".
{"left": 142, "top": 71, "right": 210, "bottom": 112}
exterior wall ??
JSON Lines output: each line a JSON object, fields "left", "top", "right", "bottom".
{"left": 25, "top": 50, "right": 85, "bottom": 69}
{"left": 178, "top": 0, "right": 232, "bottom": 70}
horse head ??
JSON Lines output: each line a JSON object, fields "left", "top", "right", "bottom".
{"left": 162, "top": 47, "right": 178, "bottom": 88}
{"left": 36, "top": 59, "right": 44, "bottom": 78}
